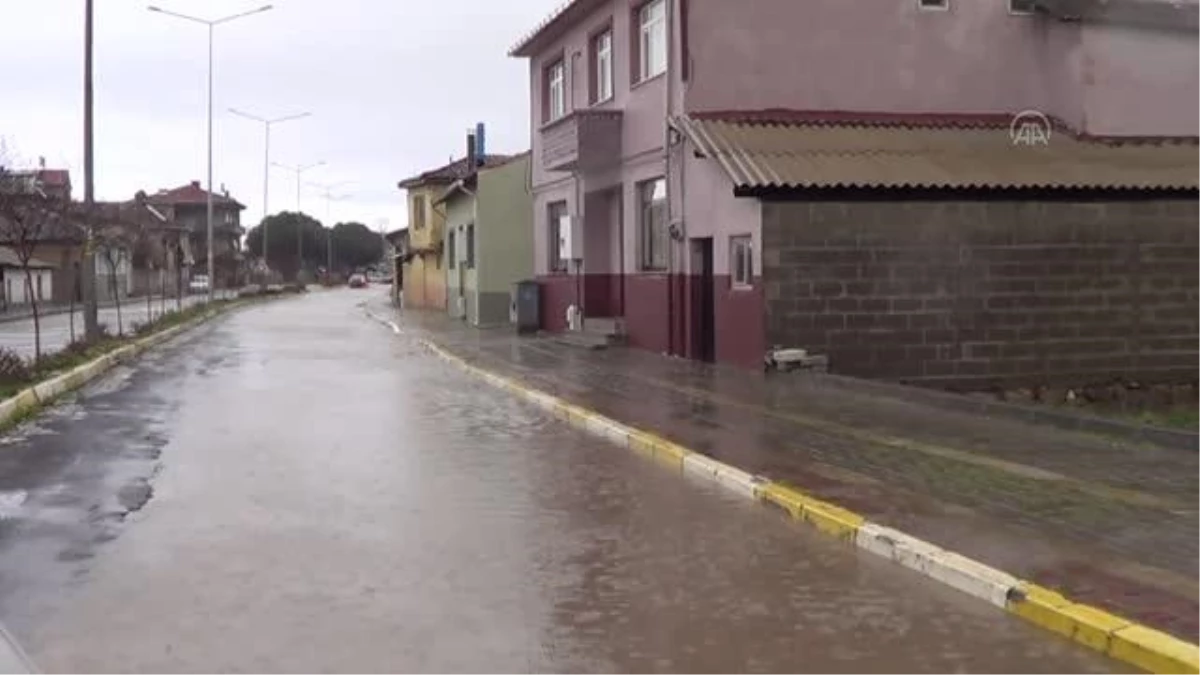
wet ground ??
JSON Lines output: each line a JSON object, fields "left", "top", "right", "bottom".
{"left": 0, "top": 290, "right": 1113, "bottom": 672}
{"left": 0, "top": 295, "right": 216, "bottom": 360}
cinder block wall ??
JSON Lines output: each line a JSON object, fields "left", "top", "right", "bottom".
{"left": 762, "top": 197, "right": 1199, "bottom": 389}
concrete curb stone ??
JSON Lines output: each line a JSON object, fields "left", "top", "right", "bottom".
{"left": 362, "top": 307, "right": 1199, "bottom": 675}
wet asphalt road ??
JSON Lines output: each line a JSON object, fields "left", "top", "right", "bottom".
{"left": 0, "top": 295, "right": 214, "bottom": 360}
{"left": 0, "top": 289, "right": 1113, "bottom": 672}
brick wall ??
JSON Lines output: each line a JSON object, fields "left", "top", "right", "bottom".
{"left": 762, "top": 198, "right": 1199, "bottom": 389}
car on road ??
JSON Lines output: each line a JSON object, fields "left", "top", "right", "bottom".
{"left": 188, "top": 275, "right": 210, "bottom": 295}
{"left": 348, "top": 274, "right": 368, "bottom": 288}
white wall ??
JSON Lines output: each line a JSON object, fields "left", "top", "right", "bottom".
{"left": 3, "top": 268, "right": 54, "bottom": 306}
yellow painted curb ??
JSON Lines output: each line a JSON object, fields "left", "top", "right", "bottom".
{"left": 1110, "top": 625, "right": 1200, "bottom": 675}
{"left": 1008, "top": 583, "right": 1199, "bottom": 673}
{"left": 760, "top": 483, "right": 864, "bottom": 540}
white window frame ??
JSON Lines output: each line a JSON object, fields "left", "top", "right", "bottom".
{"left": 547, "top": 59, "right": 566, "bottom": 121}
{"left": 638, "top": 178, "right": 667, "bottom": 271}
{"left": 730, "top": 235, "right": 754, "bottom": 289}
{"left": 917, "top": 0, "right": 949, "bottom": 10}
{"left": 594, "top": 30, "right": 613, "bottom": 104}
{"left": 638, "top": 0, "right": 666, "bottom": 82}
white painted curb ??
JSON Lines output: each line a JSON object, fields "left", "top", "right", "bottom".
{"left": 855, "top": 522, "right": 1019, "bottom": 609}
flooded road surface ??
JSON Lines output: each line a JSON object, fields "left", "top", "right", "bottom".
{"left": 0, "top": 290, "right": 1114, "bottom": 672}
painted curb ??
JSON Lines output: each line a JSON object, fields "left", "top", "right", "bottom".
{"left": 365, "top": 310, "right": 1200, "bottom": 674}
{"left": 0, "top": 300, "right": 255, "bottom": 432}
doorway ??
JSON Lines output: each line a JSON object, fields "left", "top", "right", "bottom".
{"left": 690, "top": 237, "right": 715, "bottom": 363}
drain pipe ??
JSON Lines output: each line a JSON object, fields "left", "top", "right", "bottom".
{"left": 663, "top": 0, "right": 677, "bottom": 356}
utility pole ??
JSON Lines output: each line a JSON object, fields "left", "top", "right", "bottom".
{"left": 306, "top": 180, "right": 352, "bottom": 278}
{"left": 82, "top": 0, "right": 99, "bottom": 341}
{"left": 229, "top": 109, "right": 310, "bottom": 280}
{"left": 148, "top": 3, "right": 275, "bottom": 302}
{"left": 272, "top": 160, "right": 324, "bottom": 280}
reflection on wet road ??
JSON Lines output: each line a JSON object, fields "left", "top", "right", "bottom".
{"left": 0, "top": 290, "right": 1113, "bottom": 672}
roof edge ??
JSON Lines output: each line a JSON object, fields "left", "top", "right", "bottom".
{"left": 685, "top": 109, "right": 1200, "bottom": 144}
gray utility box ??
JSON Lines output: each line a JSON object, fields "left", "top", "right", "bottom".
{"left": 513, "top": 280, "right": 541, "bottom": 334}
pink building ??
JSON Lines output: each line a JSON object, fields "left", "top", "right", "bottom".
{"left": 511, "top": 0, "right": 1198, "bottom": 373}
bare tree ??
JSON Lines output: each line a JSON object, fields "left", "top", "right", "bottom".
{"left": 0, "top": 166, "right": 64, "bottom": 364}
{"left": 96, "top": 227, "right": 129, "bottom": 336}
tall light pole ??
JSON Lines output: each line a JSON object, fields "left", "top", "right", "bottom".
{"left": 272, "top": 160, "right": 324, "bottom": 280}
{"left": 307, "top": 181, "right": 353, "bottom": 276}
{"left": 228, "top": 109, "right": 310, "bottom": 280}
{"left": 148, "top": 3, "right": 274, "bottom": 302}
{"left": 82, "top": 0, "right": 99, "bottom": 340}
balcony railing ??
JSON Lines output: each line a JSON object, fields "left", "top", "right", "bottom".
{"left": 541, "top": 109, "right": 624, "bottom": 172}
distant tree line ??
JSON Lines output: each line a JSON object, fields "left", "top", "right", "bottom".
{"left": 245, "top": 212, "right": 383, "bottom": 281}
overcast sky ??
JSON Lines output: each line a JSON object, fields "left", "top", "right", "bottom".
{"left": 0, "top": 0, "right": 556, "bottom": 233}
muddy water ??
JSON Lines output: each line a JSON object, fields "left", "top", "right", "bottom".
{"left": 0, "top": 291, "right": 1113, "bottom": 672}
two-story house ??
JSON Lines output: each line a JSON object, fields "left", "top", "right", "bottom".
{"left": 512, "top": 0, "right": 1198, "bottom": 390}
{"left": 397, "top": 153, "right": 513, "bottom": 311}
{"left": 436, "top": 140, "right": 533, "bottom": 327}
{"left": 146, "top": 181, "right": 246, "bottom": 290}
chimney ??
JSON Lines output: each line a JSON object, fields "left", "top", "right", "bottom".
{"left": 466, "top": 129, "right": 477, "bottom": 173}
{"left": 191, "top": 180, "right": 201, "bottom": 189}
{"left": 475, "top": 122, "right": 486, "bottom": 166}
{"left": 220, "top": 183, "right": 228, "bottom": 197}
{"left": 38, "top": 156, "right": 45, "bottom": 169}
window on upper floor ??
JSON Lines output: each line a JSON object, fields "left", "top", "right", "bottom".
{"left": 591, "top": 29, "right": 613, "bottom": 104}
{"left": 917, "top": 0, "right": 949, "bottom": 10}
{"left": 638, "top": 178, "right": 667, "bottom": 271}
{"left": 637, "top": 0, "right": 666, "bottom": 83}
{"left": 1009, "top": 0, "right": 1036, "bottom": 14}
{"left": 546, "top": 59, "right": 566, "bottom": 122}
{"left": 412, "top": 195, "right": 426, "bottom": 230}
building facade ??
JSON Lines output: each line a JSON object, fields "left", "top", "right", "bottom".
{"left": 397, "top": 154, "right": 514, "bottom": 312}
{"left": 511, "top": 0, "right": 1199, "bottom": 382}
{"left": 146, "top": 181, "right": 245, "bottom": 290}
{"left": 438, "top": 153, "right": 534, "bottom": 327}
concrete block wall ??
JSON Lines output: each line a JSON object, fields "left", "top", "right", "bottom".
{"left": 762, "top": 197, "right": 1199, "bottom": 389}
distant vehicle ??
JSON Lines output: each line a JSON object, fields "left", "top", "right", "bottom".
{"left": 188, "top": 275, "right": 210, "bottom": 294}
{"left": 348, "top": 274, "right": 367, "bottom": 289}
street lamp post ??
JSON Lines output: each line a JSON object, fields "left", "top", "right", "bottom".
{"left": 148, "top": 3, "right": 274, "bottom": 302}
{"left": 307, "top": 181, "right": 353, "bottom": 278}
{"left": 82, "top": 0, "right": 99, "bottom": 341}
{"left": 228, "top": 109, "right": 310, "bottom": 281}
{"left": 272, "top": 160, "right": 324, "bottom": 280}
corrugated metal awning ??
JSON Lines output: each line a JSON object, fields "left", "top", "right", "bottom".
{"left": 672, "top": 114, "right": 1199, "bottom": 192}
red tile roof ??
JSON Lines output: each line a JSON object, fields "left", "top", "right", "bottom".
{"left": 35, "top": 169, "right": 70, "bottom": 188}
{"left": 397, "top": 155, "right": 516, "bottom": 190}
{"left": 147, "top": 181, "right": 245, "bottom": 209}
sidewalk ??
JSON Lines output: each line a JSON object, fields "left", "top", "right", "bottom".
{"left": 377, "top": 300, "right": 1199, "bottom": 644}
{"left": 0, "top": 291, "right": 239, "bottom": 325}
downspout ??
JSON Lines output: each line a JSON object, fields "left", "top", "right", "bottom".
{"left": 663, "top": 0, "right": 677, "bottom": 356}
{"left": 458, "top": 180, "right": 480, "bottom": 326}
{"left": 571, "top": 50, "right": 584, "bottom": 331}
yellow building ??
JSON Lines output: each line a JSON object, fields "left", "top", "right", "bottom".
{"left": 398, "top": 183, "right": 446, "bottom": 311}
{"left": 397, "top": 154, "right": 508, "bottom": 311}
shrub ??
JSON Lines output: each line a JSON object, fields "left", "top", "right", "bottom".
{"left": 0, "top": 348, "right": 31, "bottom": 385}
